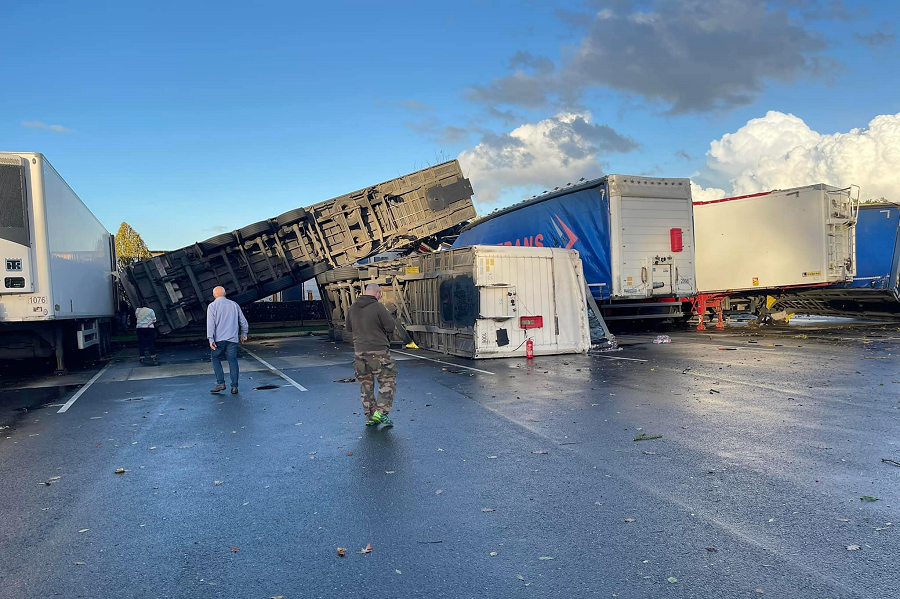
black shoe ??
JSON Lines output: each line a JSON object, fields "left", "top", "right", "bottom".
{"left": 231, "top": 387, "right": 238, "bottom": 395}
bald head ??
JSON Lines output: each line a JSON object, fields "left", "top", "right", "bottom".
{"left": 212, "top": 286, "right": 226, "bottom": 299}
{"left": 364, "top": 283, "right": 382, "bottom": 299}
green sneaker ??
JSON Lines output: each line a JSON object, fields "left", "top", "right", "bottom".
{"left": 372, "top": 411, "right": 393, "bottom": 427}
{"left": 365, "top": 416, "right": 377, "bottom": 426}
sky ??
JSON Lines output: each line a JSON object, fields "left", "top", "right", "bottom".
{"left": 2, "top": 0, "right": 899, "bottom": 249}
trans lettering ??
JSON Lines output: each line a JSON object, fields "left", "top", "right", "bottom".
{"left": 498, "top": 234, "right": 544, "bottom": 247}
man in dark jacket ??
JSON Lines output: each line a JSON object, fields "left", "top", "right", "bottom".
{"left": 346, "top": 283, "right": 398, "bottom": 427}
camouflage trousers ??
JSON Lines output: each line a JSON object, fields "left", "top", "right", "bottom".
{"left": 353, "top": 350, "right": 397, "bottom": 417}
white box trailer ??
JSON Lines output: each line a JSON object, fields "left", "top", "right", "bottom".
{"left": 0, "top": 152, "right": 116, "bottom": 370}
{"left": 694, "top": 184, "right": 858, "bottom": 294}
{"left": 318, "top": 245, "right": 592, "bottom": 358}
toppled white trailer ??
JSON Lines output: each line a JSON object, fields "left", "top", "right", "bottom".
{"left": 318, "top": 245, "right": 592, "bottom": 358}
{"left": 692, "top": 183, "right": 858, "bottom": 327}
{"left": 0, "top": 152, "right": 116, "bottom": 370}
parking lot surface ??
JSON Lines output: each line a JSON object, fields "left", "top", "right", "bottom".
{"left": 1, "top": 326, "right": 898, "bottom": 599}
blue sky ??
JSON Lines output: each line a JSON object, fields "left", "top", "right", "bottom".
{"left": 3, "top": 0, "right": 898, "bottom": 249}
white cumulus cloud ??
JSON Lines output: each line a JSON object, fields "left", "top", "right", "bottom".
{"left": 458, "top": 112, "right": 637, "bottom": 204}
{"left": 693, "top": 110, "right": 900, "bottom": 201}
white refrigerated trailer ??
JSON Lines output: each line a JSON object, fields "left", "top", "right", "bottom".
{"left": 318, "top": 245, "right": 592, "bottom": 358}
{"left": 0, "top": 152, "right": 116, "bottom": 371}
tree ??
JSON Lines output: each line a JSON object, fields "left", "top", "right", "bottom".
{"left": 115, "top": 222, "right": 152, "bottom": 271}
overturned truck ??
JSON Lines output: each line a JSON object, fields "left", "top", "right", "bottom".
{"left": 318, "top": 245, "right": 593, "bottom": 359}
{"left": 122, "top": 161, "right": 476, "bottom": 334}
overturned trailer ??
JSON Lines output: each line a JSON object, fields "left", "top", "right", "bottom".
{"left": 692, "top": 183, "right": 858, "bottom": 328}
{"left": 318, "top": 245, "right": 592, "bottom": 359}
{"left": 122, "top": 161, "right": 476, "bottom": 334}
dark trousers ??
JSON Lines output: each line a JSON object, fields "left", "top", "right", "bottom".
{"left": 137, "top": 328, "right": 156, "bottom": 357}
{"left": 211, "top": 340, "right": 240, "bottom": 388}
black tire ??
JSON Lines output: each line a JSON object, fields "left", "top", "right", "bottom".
{"left": 328, "top": 267, "right": 361, "bottom": 282}
{"left": 238, "top": 220, "right": 272, "bottom": 239}
{"left": 200, "top": 232, "right": 235, "bottom": 253}
{"left": 300, "top": 262, "right": 333, "bottom": 284}
{"left": 262, "top": 278, "right": 294, "bottom": 296}
{"left": 230, "top": 290, "right": 258, "bottom": 305}
{"left": 275, "top": 208, "right": 307, "bottom": 227}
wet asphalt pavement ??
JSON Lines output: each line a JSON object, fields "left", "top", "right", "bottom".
{"left": 0, "top": 326, "right": 898, "bottom": 599}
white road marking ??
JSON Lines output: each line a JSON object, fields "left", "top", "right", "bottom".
{"left": 57, "top": 363, "right": 112, "bottom": 413}
{"left": 390, "top": 350, "right": 496, "bottom": 375}
{"left": 592, "top": 354, "right": 649, "bottom": 363}
{"left": 244, "top": 350, "right": 307, "bottom": 391}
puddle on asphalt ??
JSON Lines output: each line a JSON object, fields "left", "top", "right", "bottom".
{"left": 253, "top": 384, "right": 280, "bottom": 390}
{"left": 0, "top": 384, "right": 83, "bottom": 429}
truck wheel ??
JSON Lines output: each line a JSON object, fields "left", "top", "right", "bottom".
{"left": 200, "top": 233, "right": 235, "bottom": 253}
{"left": 231, "top": 290, "right": 258, "bottom": 305}
{"left": 238, "top": 220, "right": 273, "bottom": 239}
{"left": 262, "top": 279, "right": 293, "bottom": 296}
{"left": 328, "top": 267, "right": 361, "bottom": 282}
{"left": 275, "top": 208, "right": 307, "bottom": 227}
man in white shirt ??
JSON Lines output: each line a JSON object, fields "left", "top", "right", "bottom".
{"left": 135, "top": 305, "right": 157, "bottom": 363}
{"left": 207, "top": 286, "right": 249, "bottom": 394}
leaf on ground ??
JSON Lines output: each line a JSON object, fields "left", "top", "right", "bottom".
{"left": 149, "top": 446, "right": 157, "bottom": 450}
{"left": 489, "top": 552, "right": 498, "bottom": 557}
{"left": 435, "top": 489, "right": 443, "bottom": 495}
{"left": 214, "top": 481, "right": 223, "bottom": 486}
{"left": 539, "top": 556, "right": 554, "bottom": 560}
{"left": 74, "top": 561, "right": 86, "bottom": 565}
{"left": 482, "top": 508, "right": 495, "bottom": 512}
{"left": 642, "top": 451, "right": 656, "bottom": 455}
{"left": 487, "top": 455, "right": 498, "bottom": 459}
{"left": 336, "top": 547, "right": 347, "bottom": 557}
{"left": 231, "top": 546, "right": 239, "bottom": 552}
{"left": 837, "top": 518, "right": 850, "bottom": 522}
{"left": 78, "top": 529, "right": 89, "bottom": 533}
{"left": 516, "top": 574, "right": 525, "bottom": 581}
{"left": 667, "top": 577, "right": 678, "bottom": 584}
{"left": 532, "top": 450, "right": 549, "bottom": 454}
{"left": 358, "top": 543, "right": 373, "bottom": 554}
{"left": 271, "top": 596, "right": 284, "bottom": 599}
{"left": 860, "top": 496, "right": 880, "bottom": 502}
{"left": 385, "top": 471, "right": 396, "bottom": 474}
{"left": 705, "top": 547, "right": 717, "bottom": 552}
{"left": 347, "top": 452, "right": 354, "bottom": 456}
{"left": 756, "top": 589, "right": 764, "bottom": 594}
{"left": 114, "top": 468, "right": 125, "bottom": 474}
{"left": 634, "top": 433, "right": 663, "bottom": 441}
{"left": 624, "top": 518, "right": 636, "bottom": 523}
{"left": 49, "top": 476, "right": 61, "bottom": 481}
{"left": 846, "top": 545, "right": 861, "bottom": 551}
{"left": 395, "top": 569, "right": 402, "bottom": 575}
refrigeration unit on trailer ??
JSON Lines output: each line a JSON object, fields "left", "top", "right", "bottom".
{"left": 0, "top": 152, "right": 116, "bottom": 370}
{"left": 453, "top": 175, "right": 696, "bottom": 322}
{"left": 692, "top": 183, "right": 858, "bottom": 328}
{"left": 122, "top": 160, "right": 476, "bottom": 334}
{"left": 772, "top": 202, "right": 899, "bottom": 320}
{"left": 317, "top": 245, "right": 592, "bottom": 359}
